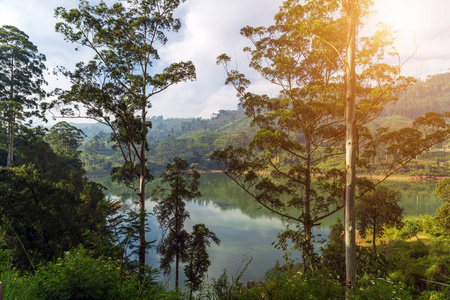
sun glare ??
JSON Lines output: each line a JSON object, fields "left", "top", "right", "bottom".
{"left": 376, "top": 0, "right": 421, "bottom": 33}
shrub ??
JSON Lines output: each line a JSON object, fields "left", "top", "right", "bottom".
{"left": 243, "top": 265, "right": 344, "bottom": 300}
{"left": 400, "top": 217, "right": 421, "bottom": 241}
{"left": 348, "top": 277, "right": 412, "bottom": 300}
{"left": 0, "top": 249, "right": 36, "bottom": 299}
{"left": 357, "top": 247, "right": 391, "bottom": 278}
{"left": 409, "top": 247, "right": 429, "bottom": 259}
{"left": 434, "top": 203, "right": 450, "bottom": 236}
{"left": 31, "top": 245, "right": 162, "bottom": 299}
{"left": 418, "top": 290, "right": 450, "bottom": 300}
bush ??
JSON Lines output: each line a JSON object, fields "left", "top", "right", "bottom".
{"left": 0, "top": 249, "right": 36, "bottom": 299}
{"left": 434, "top": 203, "right": 450, "bottom": 236}
{"left": 409, "top": 247, "right": 429, "bottom": 259}
{"left": 348, "top": 277, "right": 412, "bottom": 300}
{"left": 31, "top": 245, "right": 162, "bottom": 300}
{"left": 243, "top": 265, "right": 344, "bottom": 300}
{"left": 357, "top": 247, "right": 391, "bottom": 278}
{"left": 400, "top": 217, "right": 421, "bottom": 240}
{"left": 418, "top": 290, "right": 450, "bottom": 300}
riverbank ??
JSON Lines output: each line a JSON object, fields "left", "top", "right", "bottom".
{"left": 87, "top": 171, "right": 448, "bottom": 182}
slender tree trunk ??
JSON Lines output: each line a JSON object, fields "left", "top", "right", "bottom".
{"left": 138, "top": 172, "right": 146, "bottom": 273}
{"left": 175, "top": 175, "right": 180, "bottom": 290}
{"left": 345, "top": 0, "right": 358, "bottom": 290}
{"left": 6, "top": 62, "right": 14, "bottom": 167}
{"left": 176, "top": 248, "right": 180, "bottom": 289}
{"left": 7, "top": 120, "right": 14, "bottom": 167}
{"left": 138, "top": 106, "right": 147, "bottom": 276}
{"left": 304, "top": 135, "right": 313, "bottom": 269}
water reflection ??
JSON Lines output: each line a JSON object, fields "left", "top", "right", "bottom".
{"left": 94, "top": 173, "right": 442, "bottom": 286}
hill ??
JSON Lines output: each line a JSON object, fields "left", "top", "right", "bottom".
{"left": 382, "top": 72, "right": 450, "bottom": 118}
{"left": 71, "top": 72, "right": 450, "bottom": 174}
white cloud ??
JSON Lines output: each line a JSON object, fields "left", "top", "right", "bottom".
{"left": 2, "top": 0, "right": 450, "bottom": 120}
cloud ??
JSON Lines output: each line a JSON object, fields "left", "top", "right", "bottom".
{"left": 149, "top": 0, "right": 284, "bottom": 118}
{"left": 3, "top": 0, "right": 450, "bottom": 120}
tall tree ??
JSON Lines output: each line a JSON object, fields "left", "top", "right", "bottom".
{"left": 46, "top": 121, "right": 86, "bottom": 158}
{"left": 0, "top": 25, "right": 47, "bottom": 167}
{"left": 53, "top": 0, "right": 196, "bottom": 273}
{"left": 343, "top": 0, "right": 358, "bottom": 288}
{"left": 184, "top": 223, "right": 220, "bottom": 298}
{"left": 212, "top": 0, "right": 450, "bottom": 271}
{"left": 152, "top": 157, "right": 201, "bottom": 289}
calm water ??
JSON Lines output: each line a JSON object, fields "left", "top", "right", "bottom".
{"left": 95, "top": 173, "right": 442, "bottom": 285}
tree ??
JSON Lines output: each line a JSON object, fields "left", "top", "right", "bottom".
{"left": 0, "top": 25, "right": 47, "bottom": 167}
{"left": 0, "top": 128, "right": 114, "bottom": 270}
{"left": 152, "top": 157, "right": 202, "bottom": 289}
{"left": 184, "top": 223, "right": 220, "bottom": 298}
{"left": 356, "top": 185, "right": 403, "bottom": 251}
{"left": 46, "top": 121, "right": 86, "bottom": 158}
{"left": 212, "top": 0, "right": 450, "bottom": 271}
{"left": 53, "top": 0, "right": 196, "bottom": 273}
{"left": 434, "top": 178, "right": 450, "bottom": 235}
{"left": 343, "top": 0, "right": 359, "bottom": 288}
{"left": 321, "top": 218, "right": 345, "bottom": 280}
{"left": 436, "top": 177, "right": 450, "bottom": 203}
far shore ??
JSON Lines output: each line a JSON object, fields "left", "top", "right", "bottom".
{"left": 86, "top": 171, "right": 448, "bottom": 182}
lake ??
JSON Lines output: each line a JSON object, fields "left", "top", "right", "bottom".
{"left": 94, "top": 173, "right": 442, "bottom": 286}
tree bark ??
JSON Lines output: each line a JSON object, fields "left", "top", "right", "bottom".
{"left": 138, "top": 105, "right": 147, "bottom": 276}
{"left": 138, "top": 172, "right": 146, "bottom": 275}
{"left": 6, "top": 61, "right": 14, "bottom": 168}
{"left": 7, "top": 120, "right": 14, "bottom": 167}
{"left": 345, "top": 0, "right": 358, "bottom": 290}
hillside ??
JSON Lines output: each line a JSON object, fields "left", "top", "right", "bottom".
{"left": 382, "top": 72, "right": 450, "bottom": 118}
{"left": 72, "top": 72, "right": 450, "bottom": 174}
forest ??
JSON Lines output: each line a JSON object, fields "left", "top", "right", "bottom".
{"left": 1, "top": 0, "right": 450, "bottom": 299}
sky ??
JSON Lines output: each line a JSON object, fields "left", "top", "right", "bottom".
{"left": 0, "top": 0, "right": 449, "bottom": 122}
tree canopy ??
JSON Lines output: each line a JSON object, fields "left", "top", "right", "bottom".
{"left": 356, "top": 185, "right": 403, "bottom": 251}
{"left": 212, "top": 0, "right": 450, "bottom": 269}
{"left": 53, "top": 0, "right": 196, "bottom": 272}
{"left": 0, "top": 25, "right": 47, "bottom": 167}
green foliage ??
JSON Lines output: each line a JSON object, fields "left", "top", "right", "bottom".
{"left": 184, "top": 224, "right": 220, "bottom": 293}
{"left": 321, "top": 218, "right": 391, "bottom": 281}
{"left": 382, "top": 72, "right": 450, "bottom": 119}
{"left": 348, "top": 277, "right": 412, "bottom": 300}
{"left": 31, "top": 246, "right": 162, "bottom": 300}
{"left": 434, "top": 202, "right": 450, "bottom": 235}
{"left": 356, "top": 185, "right": 403, "bottom": 250}
{"left": 436, "top": 178, "right": 450, "bottom": 202}
{"left": 153, "top": 158, "right": 200, "bottom": 281}
{"left": 0, "top": 25, "right": 47, "bottom": 167}
{"left": 0, "top": 250, "right": 36, "bottom": 299}
{"left": 209, "top": 269, "right": 244, "bottom": 300}
{"left": 0, "top": 127, "right": 115, "bottom": 270}
{"left": 210, "top": 0, "right": 449, "bottom": 271}
{"left": 416, "top": 214, "right": 442, "bottom": 237}
{"left": 243, "top": 266, "right": 344, "bottom": 300}
{"left": 54, "top": 0, "right": 197, "bottom": 270}
{"left": 33, "top": 246, "right": 121, "bottom": 299}
{"left": 321, "top": 218, "right": 345, "bottom": 279}
{"left": 356, "top": 247, "right": 391, "bottom": 279}
{"left": 46, "top": 121, "right": 85, "bottom": 158}
{"left": 399, "top": 217, "right": 421, "bottom": 241}
{"left": 205, "top": 257, "right": 252, "bottom": 300}
{"left": 153, "top": 158, "right": 218, "bottom": 291}
{"left": 417, "top": 290, "right": 450, "bottom": 300}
